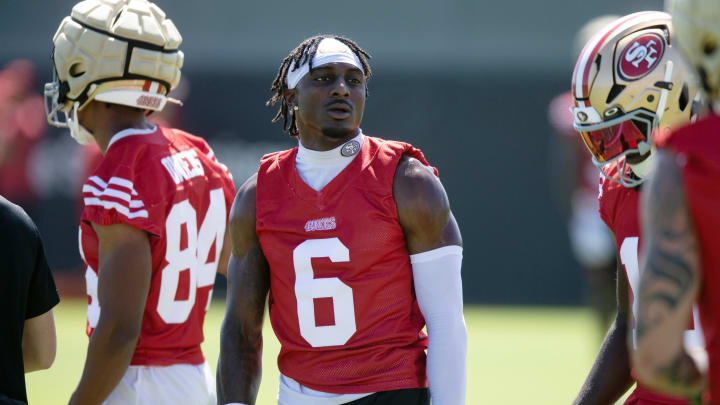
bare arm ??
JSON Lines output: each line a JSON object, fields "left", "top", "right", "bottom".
{"left": 573, "top": 247, "right": 634, "bottom": 405}
{"left": 69, "top": 223, "right": 152, "bottom": 405}
{"left": 217, "top": 173, "right": 270, "bottom": 405}
{"left": 394, "top": 156, "right": 462, "bottom": 252}
{"left": 23, "top": 310, "right": 57, "bottom": 372}
{"left": 217, "top": 229, "right": 232, "bottom": 277}
{"left": 394, "top": 156, "right": 465, "bottom": 405}
{"left": 633, "top": 150, "right": 704, "bottom": 397}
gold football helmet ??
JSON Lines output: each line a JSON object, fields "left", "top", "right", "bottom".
{"left": 571, "top": 11, "right": 701, "bottom": 187}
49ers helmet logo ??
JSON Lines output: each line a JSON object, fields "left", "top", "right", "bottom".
{"left": 618, "top": 33, "right": 665, "bottom": 81}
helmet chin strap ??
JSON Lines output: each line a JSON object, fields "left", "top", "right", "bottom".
{"left": 66, "top": 102, "right": 95, "bottom": 146}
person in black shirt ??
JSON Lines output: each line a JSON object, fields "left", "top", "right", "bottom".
{"left": 0, "top": 196, "right": 59, "bottom": 404}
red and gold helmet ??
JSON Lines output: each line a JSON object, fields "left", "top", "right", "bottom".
{"left": 571, "top": 11, "right": 701, "bottom": 187}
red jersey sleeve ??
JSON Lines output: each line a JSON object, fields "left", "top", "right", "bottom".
{"left": 376, "top": 140, "right": 439, "bottom": 177}
{"left": 81, "top": 143, "right": 162, "bottom": 236}
{"left": 403, "top": 143, "right": 439, "bottom": 177}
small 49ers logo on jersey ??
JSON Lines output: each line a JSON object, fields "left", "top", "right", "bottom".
{"left": 618, "top": 33, "right": 665, "bottom": 81}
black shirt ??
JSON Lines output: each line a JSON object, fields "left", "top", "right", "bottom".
{"left": 0, "top": 196, "right": 59, "bottom": 404}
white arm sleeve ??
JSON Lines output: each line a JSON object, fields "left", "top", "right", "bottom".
{"left": 410, "top": 245, "right": 467, "bottom": 405}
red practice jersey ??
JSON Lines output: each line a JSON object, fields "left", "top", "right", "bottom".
{"left": 599, "top": 162, "right": 691, "bottom": 404}
{"left": 658, "top": 115, "right": 720, "bottom": 403}
{"left": 256, "top": 136, "right": 431, "bottom": 394}
{"left": 79, "top": 126, "right": 235, "bottom": 366}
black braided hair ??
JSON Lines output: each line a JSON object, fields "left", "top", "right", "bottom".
{"left": 266, "top": 34, "right": 372, "bottom": 136}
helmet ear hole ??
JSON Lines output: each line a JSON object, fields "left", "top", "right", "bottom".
{"left": 69, "top": 63, "right": 86, "bottom": 78}
{"left": 679, "top": 82, "right": 690, "bottom": 111}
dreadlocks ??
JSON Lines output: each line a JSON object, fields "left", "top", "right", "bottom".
{"left": 266, "top": 35, "right": 372, "bottom": 136}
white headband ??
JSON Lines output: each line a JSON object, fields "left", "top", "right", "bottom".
{"left": 286, "top": 38, "right": 364, "bottom": 89}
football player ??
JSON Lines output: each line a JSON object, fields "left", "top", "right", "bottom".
{"left": 633, "top": 0, "right": 720, "bottom": 403}
{"left": 44, "top": 1, "right": 235, "bottom": 404}
{"left": 570, "top": 11, "right": 706, "bottom": 405}
{"left": 217, "top": 35, "right": 467, "bottom": 405}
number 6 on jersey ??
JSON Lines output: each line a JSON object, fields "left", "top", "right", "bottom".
{"left": 293, "top": 238, "right": 357, "bottom": 347}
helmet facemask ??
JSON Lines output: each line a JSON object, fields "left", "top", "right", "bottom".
{"left": 577, "top": 109, "right": 656, "bottom": 188}
{"left": 44, "top": 66, "right": 70, "bottom": 128}
{"left": 44, "top": 65, "right": 94, "bottom": 145}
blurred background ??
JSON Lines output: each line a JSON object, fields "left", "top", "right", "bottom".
{"left": 0, "top": 0, "right": 664, "bottom": 403}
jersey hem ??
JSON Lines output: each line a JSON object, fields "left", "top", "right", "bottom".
{"left": 82, "top": 209, "right": 161, "bottom": 237}
{"left": 129, "top": 349, "right": 205, "bottom": 367}
{"left": 630, "top": 382, "right": 690, "bottom": 404}
{"left": 286, "top": 377, "right": 428, "bottom": 395}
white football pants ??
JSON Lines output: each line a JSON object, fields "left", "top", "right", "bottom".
{"left": 102, "top": 362, "right": 216, "bottom": 405}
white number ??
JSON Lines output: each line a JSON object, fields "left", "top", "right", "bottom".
{"left": 157, "top": 188, "right": 226, "bottom": 324}
{"left": 620, "top": 236, "right": 703, "bottom": 348}
{"left": 293, "top": 238, "right": 357, "bottom": 347}
{"left": 85, "top": 266, "right": 100, "bottom": 328}
{"left": 619, "top": 237, "right": 641, "bottom": 347}
{"left": 157, "top": 200, "right": 198, "bottom": 323}
{"left": 197, "top": 189, "right": 226, "bottom": 288}
{"left": 80, "top": 227, "right": 101, "bottom": 328}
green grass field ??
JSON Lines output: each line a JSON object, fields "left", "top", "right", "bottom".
{"left": 25, "top": 299, "right": 631, "bottom": 404}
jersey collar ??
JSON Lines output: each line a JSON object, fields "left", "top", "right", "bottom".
{"left": 106, "top": 125, "right": 158, "bottom": 151}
